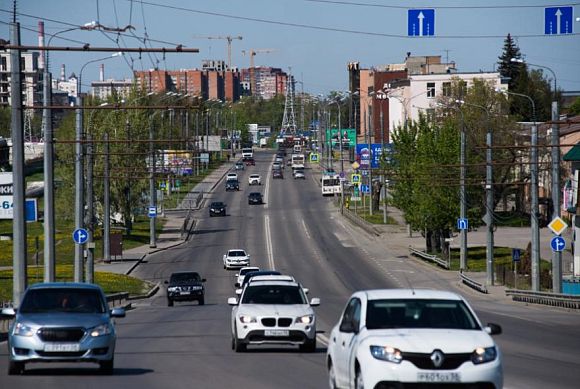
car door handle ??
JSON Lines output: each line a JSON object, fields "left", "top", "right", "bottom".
{"left": 342, "top": 341, "right": 345, "bottom": 346}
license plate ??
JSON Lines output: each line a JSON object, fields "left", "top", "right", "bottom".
{"left": 265, "top": 329, "right": 289, "bottom": 336}
{"left": 44, "top": 343, "right": 80, "bottom": 352}
{"left": 180, "top": 291, "right": 191, "bottom": 295}
{"left": 417, "top": 372, "right": 460, "bottom": 382}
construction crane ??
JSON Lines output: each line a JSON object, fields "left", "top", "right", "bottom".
{"left": 192, "top": 35, "right": 243, "bottom": 70}
{"left": 241, "top": 48, "right": 277, "bottom": 95}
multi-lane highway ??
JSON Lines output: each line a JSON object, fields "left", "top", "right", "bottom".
{"left": 1, "top": 150, "right": 579, "bottom": 388}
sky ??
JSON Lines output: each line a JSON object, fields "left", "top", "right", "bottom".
{"left": 2, "top": 0, "right": 579, "bottom": 95}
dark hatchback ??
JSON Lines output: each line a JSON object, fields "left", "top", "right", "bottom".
{"left": 272, "top": 170, "right": 284, "bottom": 179}
{"left": 209, "top": 201, "right": 227, "bottom": 217}
{"left": 165, "top": 271, "right": 206, "bottom": 307}
{"left": 248, "top": 192, "right": 263, "bottom": 205}
{"left": 226, "top": 179, "right": 240, "bottom": 191}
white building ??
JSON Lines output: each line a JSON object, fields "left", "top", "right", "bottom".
{"left": 0, "top": 51, "right": 43, "bottom": 108}
{"left": 91, "top": 79, "right": 133, "bottom": 100}
{"left": 387, "top": 72, "right": 508, "bottom": 131}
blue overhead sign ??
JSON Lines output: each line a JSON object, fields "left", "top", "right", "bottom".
{"left": 408, "top": 9, "right": 435, "bottom": 37}
{"left": 545, "top": 7, "right": 573, "bottom": 35}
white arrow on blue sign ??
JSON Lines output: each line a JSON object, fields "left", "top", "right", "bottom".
{"left": 148, "top": 206, "right": 157, "bottom": 218}
{"left": 545, "top": 7, "right": 573, "bottom": 35}
{"left": 550, "top": 236, "right": 566, "bottom": 252}
{"left": 408, "top": 9, "right": 435, "bottom": 37}
{"left": 72, "top": 228, "right": 89, "bottom": 244}
{"left": 457, "top": 218, "right": 468, "bottom": 230}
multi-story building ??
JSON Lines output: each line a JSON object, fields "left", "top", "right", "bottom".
{"left": 91, "top": 63, "right": 133, "bottom": 100}
{"left": 0, "top": 51, "right": 43, "bottom": 108}
{"left": 52, "top": 64, "right": 78, "bottom": 99}
{"left": 240, "top": 67, "right": 287, "bottom": 100}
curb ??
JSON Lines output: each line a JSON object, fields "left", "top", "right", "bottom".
{"left": 128, "top": 282, "right": 160, "bottom": 300}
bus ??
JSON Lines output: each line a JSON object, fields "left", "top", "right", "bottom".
{"left": 321, "top": 174, "right": 341, "bottom": 196}
{"left": 291, "top": 154, "right": 305, "bottom": 170}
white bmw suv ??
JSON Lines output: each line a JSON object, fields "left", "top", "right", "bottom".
{"left": 228, "top": 280, "right": 320, "bottom": 353}
{"left": 326, "top": 289, "right": 503, "bottom": 389}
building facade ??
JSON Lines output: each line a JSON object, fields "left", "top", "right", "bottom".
{"left": 0, "top": 51, "right": 43, "bottom": 108}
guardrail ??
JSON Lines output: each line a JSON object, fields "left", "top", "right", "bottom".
{"left": 505, "top": 289, "right": 580, "bottom": 309}
{"left": 409, "top": 246, "right": 450, "bottom": 269}
{"left": 459, "top": 270, "right": 488, "bottom": 294}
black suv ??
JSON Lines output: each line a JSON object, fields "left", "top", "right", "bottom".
{"left": 165, "top": 271, "right": 206, "bottom": 306}
{"left": 226, "top": 179, "right": 240, "bottom": 191}
{"left": 209, "top": 201, "right": 226, "bottom": 217}
{"left": 248, "top": 192, "right": 263, "bottom": 205}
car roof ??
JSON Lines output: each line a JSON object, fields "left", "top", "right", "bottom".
{"left": 243, "top": 270, "right": 280, "bottom": 280}
{"left": 249, "top": 275, "right": 295, "bottom": 283}
{"left": 27, "top": 282, "right": 103, "bottom": 291}
{"left": 246, "top": 280, "right": 300, "bottom": 288}
{"left": 360, "top": 289, "right": 463, "bottom": 301}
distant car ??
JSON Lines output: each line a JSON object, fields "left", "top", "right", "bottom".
{"left": 248, "top": 174, "right": 262, "bottom": 186}
{"left": 235, "top": 266, "right": 260, "bottom": 288}
{"left": 238, "top": 270, "right": 281, "bottom": 292}
{"left": 272, "top": 162, "right": 282, "bottom": 170}
{"left": 235, "top": 162, "right": 245, "bottom": 170}
{"left": 226, "top": 173, "right": 238, "bottom": 181}
{"left": 275, "top": 156, "right": 284, "bottom": 163}
{"left": 2, "top": 282, "right": 125, "bottom": 375}
{"left": 209, "top": 201, "right": 227, "bottom": 217}
{"left": 326, "top": 289, "right": 503, "bottom": 389}
{"left": 226, "top": 179, "right": 240, "bottom": 191}
{"left": 165, "top": 271, "right": 206, "bottom": 307}
{"left": 273, "top": 170, "right": 284, "bottom": 179}
{"left": 223, "top": 249, "right": 251, "bottom": 269}
{"left": 248, "top": 192, "right": 263, "bottom": 205}
{"left": 293, "top": 169, "right": 305, "bottom": 179}
{"left": 244, "top": 157, "right": 256, "bottom": 166}
{"left": 286, "top": 159, "right": 293, "bottom": 167}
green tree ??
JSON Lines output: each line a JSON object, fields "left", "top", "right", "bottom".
{"left": 567, "top": 97, "right": 580, "bottom": 116}
{"left": 497, "top": 33, "right": 524, "bottom": 92}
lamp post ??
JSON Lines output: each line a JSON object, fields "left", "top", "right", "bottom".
{"left": 376, "top": 91, "right": 388, "bottom": 224}
{"left": 502, "top": 89, "right": 541, "bottom": 291}
{"left": 74, "top": 53, "right": 122, "bottom": 282}
{"left": 329, "top": 98, "right": 345, "bottom": 213}
{"left": 42, "top": 22, "right": 96, "bottom": 282}
{"left": 512, "top": 58, "right": 562, "bottom": 292}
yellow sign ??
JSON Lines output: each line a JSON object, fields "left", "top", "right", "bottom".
{"left": 548, "top": 217, "right": 568, "bottom": 236}
{"left": 351, "top": 174, "right": 361, "bottom": 184}
{"left": 352, "top": 161, "right": 360, "bottom": 170}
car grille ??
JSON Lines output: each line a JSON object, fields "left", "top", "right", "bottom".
{"left": 260, "top": 317, "right": 293, "bottom": 327}
{"left": 36, "top": 350, "right": 86, "bottom": 357}
{"left": 402, "top": 352, "right": 472, "bottom": 370}
{"left": 170, "top": 286, "right": 201, "bottom": 292}
{"left": 38, "top": 328, "right": 85, "bottom": 342}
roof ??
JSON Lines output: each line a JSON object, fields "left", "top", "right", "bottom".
{"left": 362, "top": 289, "right": 462, "bottom": 301}
{"left": 28, "top": 282, "right": 102, "bottom": 291}
{"left": 563, "top": 143, "right": 580, "bottom": 161}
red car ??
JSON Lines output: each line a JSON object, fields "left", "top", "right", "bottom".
{"left": 244, "top": 157, "right": 255, "bottom": 166}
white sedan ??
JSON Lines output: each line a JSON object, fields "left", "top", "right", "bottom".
{"left": 248, "top": 174, "right": 262, "bottom": 185}
{"left": 223, "top": 249, "right": 251, "bottom": 270}
{"left": 234, "top": 266, "right": 260, "bottom": 287}
{"left": 326, "top": 289, "right": 503, "bottom": 389}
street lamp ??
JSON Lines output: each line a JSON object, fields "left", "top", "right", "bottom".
{"left": 376, "top": 91, "right": 388, "bottom": 224}
{"left": 329, "top": 98, "right": 345, "bottom": 214}
{"left": 499, "top": 88, "right": 541, "bottom": 291}
{"left": 511, "top": 58, "right": 562, "bottom": 292}
{"left": 74, "top": 52, "right": 122, "bottom": 282}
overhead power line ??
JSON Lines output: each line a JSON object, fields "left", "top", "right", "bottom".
{"left": 304, "top": 0, "right": 580, "bottom": 10}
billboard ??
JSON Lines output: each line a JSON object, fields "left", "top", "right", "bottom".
{"left": 325, "top": 129, "right": 356, "bottom": 149}
{"left": 0, "top": 172, "right": 13, "bottom": 219}
{"left": 355, "top": 143, "right": 393, "bottom": 169}
{"left": 193, "top": 135, "right": 222, "bottom": 152}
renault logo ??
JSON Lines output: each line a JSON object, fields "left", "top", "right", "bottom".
{"left": 430, "top": 350, "right": 445, "bottom": 368}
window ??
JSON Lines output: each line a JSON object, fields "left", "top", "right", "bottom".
{"left": 340, "top": 298, "right": 361, "bottom": 332}
{"left": 442, "top": 82, "right": 451, "bottom": 97}
{"left": 426, "top": 82, "right": 436, "bottom": 98}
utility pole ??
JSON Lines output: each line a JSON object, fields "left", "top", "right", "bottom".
{"left": 550, "top": 83, "right": 562, "bottom": 293}
{"left": 85, "top": 133, "right": 94, "bottom": 283}
{"left": 42, "top": 56, "right": 55, "bottom": 283}
{"left": 103, "top": 132, "right": 111, "bottom": 262}
{"left": 459, "top": 110, "right": 467, "bottom": 271}
{"left": 367, "top": 105, "right": 373, "bottom": 216}
{"left": 149, "top": 116, "right": 157, "bottom": 248}
{"left": 377, "top": 92, "right": 388, "bottom": 224}
{"left": 10, "top": 21, "right": 27, "bottom": 305}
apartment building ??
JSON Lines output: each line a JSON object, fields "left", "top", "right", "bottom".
{"left": 0, "top": 51, "right": 43, "bottom": 108}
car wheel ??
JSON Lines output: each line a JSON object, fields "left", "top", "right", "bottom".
{"left": 199, "top": 297, "right": 205, "bottom": 305}
{"left": 355, "top": 367, "right": 364, "bottom": 389}
{"left": 299, "top": 338, "right": 316, "bottom": 353}
{"left": 99, "top": 358, "right": 114, "bottom": 375}
{"left": 328, "top": 360, "right": 337, "bottom": 389}
{"left": 167, "top": 298, "right": 174, "bottom": 307}
{"left": 8, "top": 361, "right": 25, "bottom": 375}
{"left": 233, "top": 326, "right": 246, "bottom": 352}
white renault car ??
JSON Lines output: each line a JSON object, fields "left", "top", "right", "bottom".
{"left": 248, "top": 174, "right": 262, "bottom": 186}
{"left": 234, "top": 266, "right": 260, "bottom": 288}
{"left": 223, "top": 249, "right": 251, "bottom": 269}
{"left": 228, "top": 279, "right": 320, "bottom": 353}
{"left": 326, "top": 289, "right": 503, "bottom": 389}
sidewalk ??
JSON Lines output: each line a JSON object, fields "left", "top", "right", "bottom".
{"left": 95, "top": 161, "right": 234, "bottom": 276}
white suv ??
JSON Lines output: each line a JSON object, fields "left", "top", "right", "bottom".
{"left": 326, "top": 289, "right": 503, "bottom": 389}
{"left": 226, "top": 172, "right": 238, "bottom": 181}
{"left": 228, "top": 280, "right": 320, "bottom": 353}
{"left": 223, "top": 249, "right": 250, "bottom": 269}
{"left": 248, "top": 174, "right": 262, "bottom": 185}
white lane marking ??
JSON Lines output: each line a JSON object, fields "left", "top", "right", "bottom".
{"left": 302, "top": 219, "right": 311, "bottom": 240}
{"left": 265, "top": 215, "right": 275, "bottom": 270}
{"left": 317, "top": 333, "right": 330, "bottom": 346}
{"left": 264, "top": 153, "right": 276, "bottom": 209}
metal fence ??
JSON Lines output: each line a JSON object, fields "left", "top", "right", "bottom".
{"left": 408, "top": 246, "right": 450, "bottom": 269}
{"left": 505, "top": 289, "right": 580, "bottom": 309}
{"left": 459, "top": 270, "right": 488, "bottom": 294}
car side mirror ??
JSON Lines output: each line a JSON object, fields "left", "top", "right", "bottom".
{"left": 485, "top": 323, "right": 502, "bottom": 335}
{"left": 235, "top": 282, "right": 240, "bottom": 288}
{"left": 235, "top": 274, "right": 239, "bottom": 278}
{"left": 110, "top": 308, "right": 126, "bottom": 318}
{"left": 1, "top": 307, "right": 16, "bottom": 318}
{"left": 303, "top": 288, "right": 309, "bottom": 294}
{"left": 310, "top": 298, "right": 320, "bottom": 306}
{"left": 235, "top": 289, "right": 243, "bottom": 296}
{"left": 202, "top": 278, "right": 207, "bottom": 282}
{"left": 164, "top": 280, "right": 168, "bottom": 284}
{"left": 227, "top": 297, "right": 238, "bottom": 306}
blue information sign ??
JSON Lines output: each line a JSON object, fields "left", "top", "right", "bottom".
{"left": 360, "top": 184, "right": 370, "bottom": 194}
{"left": 512, "top": 248, "right": 521, "bottom": 262}
{"left": 72, "top": 228, "right": 89, "bottom": 245}
{"left": 545, "top": 7, "right": 573, "bottom": 35}
{"left": 408, "top": 9, "right": 435, "bottom": 37}
{"left": 148, "top": 206, "right": 157, "bottom": 218}
{"left": 550, "top": 236, "right": 566, "bottom": 252}
{"left": 457, "top": 218, "right": 468, "bottom": 231}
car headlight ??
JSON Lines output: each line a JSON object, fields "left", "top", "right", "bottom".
{"left": 192, "top": 286, "right": 203, "bottom": 290}
{"left": 471, "top": 346, "right": 497, "bottom": 364}
{"left": 13, "top": 322, "right": 34, "bottom": 337}
{"left": 168, "top": 287, "right": 178, "bottom": 292}
{"left": 90, "top": 323, "right": 112, "bottom": 337}
{"left": 370, "top": 345, "right": 403, "bottom": 363}
{"left": 296, "top": 315, "right": 314, "bottom": 324}
{"left": 239, "top": 315, "right": 256, "bottom": 324}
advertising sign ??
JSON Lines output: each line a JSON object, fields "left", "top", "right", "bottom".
{"left": 356, "top": 143, "right": 393, "bottom": 169}
{"left": 0, "top": 172, "right": 13, "bottom": 219}
{"left": 325, "top": 129, "right": 356, "bottom": 149}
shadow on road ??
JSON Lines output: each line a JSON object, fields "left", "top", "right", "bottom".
{"left": 20, "top": 367, "right": 154, "bottom": 376}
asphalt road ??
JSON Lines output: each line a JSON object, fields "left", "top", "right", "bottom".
{"left": 1, "top": 150, "right": 579, "bottom": 388}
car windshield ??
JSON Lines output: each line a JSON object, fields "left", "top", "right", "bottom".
{"left": 170, "top": 272, "right": 201, "bottom": 283}
{"left": 250, "top": 175, "right": 259, "bottom": 178}
{"left": 365, "top": 299, "right": 480, "bottom": 330}
{"left": 229, "top": 250, "right": 246, "bottom": 257}
{"left": 211, "top": 202, "right": 224, "bottom": 207}
{"left": 19, "top": 288, "right": 107, "bottom": 314}
{"left": 242, "top": 285, "right": 306, "bottom": 305}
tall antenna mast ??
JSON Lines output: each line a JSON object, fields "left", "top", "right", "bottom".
{"left": 281, "top": 70, "right": 297, "bottom": 134}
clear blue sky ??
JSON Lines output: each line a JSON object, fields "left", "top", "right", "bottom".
{"left": 2, "top": 0, "right": 579, "bottom": 94}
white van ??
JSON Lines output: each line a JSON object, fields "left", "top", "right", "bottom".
{"left": 242, "top": 148, "right": 253, "bottom": 158}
